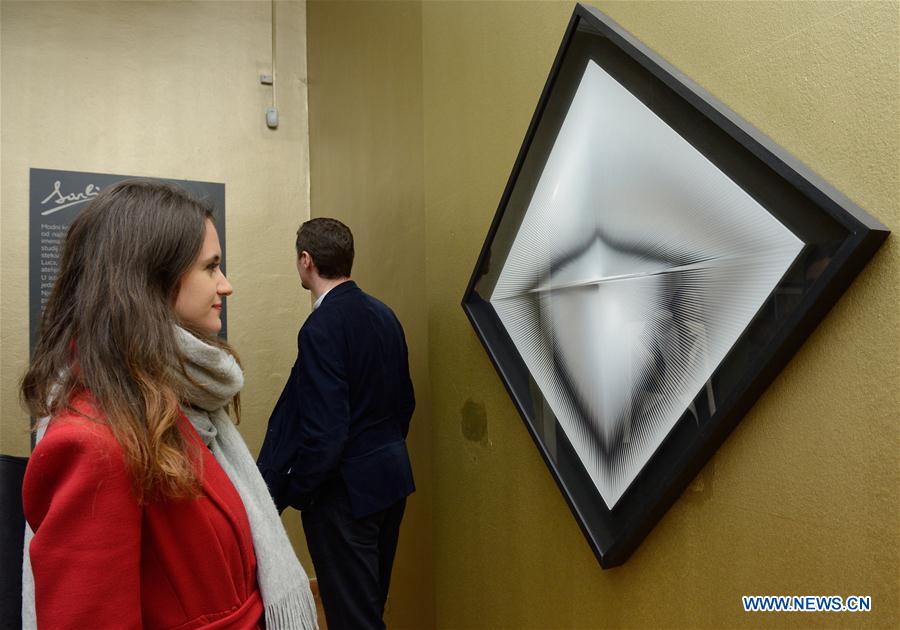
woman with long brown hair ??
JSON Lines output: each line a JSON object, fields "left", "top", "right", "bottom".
{"left": 21, "top": 180, "right": 317, "bottom": 629}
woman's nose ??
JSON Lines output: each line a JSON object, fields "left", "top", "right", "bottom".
{"left": 218, "top": 272, "right": 233, "bottom": 296}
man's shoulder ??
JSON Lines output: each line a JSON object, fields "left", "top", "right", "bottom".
{"left": 305, "top": 282, "right": 400, "bottom": 332}
{"left": 317, "top": 282, "right": 390, "bottom": 314}
{"left": 352, "top": 291, "right": 400, "bottom": 327}
{"left": 361, "top": 291, "right": 395, "bottom": 315}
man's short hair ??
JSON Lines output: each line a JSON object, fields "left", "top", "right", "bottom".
{"left": 296, "top": 218, "right": 354, "bottom": 279}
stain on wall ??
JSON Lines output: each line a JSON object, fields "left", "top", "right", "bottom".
{"left": 461, "top": 399, "right": 488, "bottom": 443}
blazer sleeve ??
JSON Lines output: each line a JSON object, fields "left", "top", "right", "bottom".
{"left": 257, "top": 357, "right": 303, "bottom": 510}
{"left": 282, "top": 319, "right": 352, "bottom": 510}
{"left": 23, "top": 420, "right": 143, "bottom": 630}
{"left": 398, "top": 326, "right": 415, "bottom": 438}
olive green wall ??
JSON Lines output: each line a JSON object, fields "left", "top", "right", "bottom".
{"left": 306, "top": 1, "right": 433, "bottom": 628}
{"left": 310, "top": 0, "right": 898, "bottom": 628}
{"left": 425, "top": 1, "right": 898, "bottom": 628}
{"left": 1, "top": 0, "right": 310, "bottom": 502}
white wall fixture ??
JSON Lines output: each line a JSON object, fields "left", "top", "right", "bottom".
{"left": 264, "top": 0, "right": 278, "bottom": 129}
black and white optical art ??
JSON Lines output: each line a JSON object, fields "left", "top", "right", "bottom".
{"left": 462, "top": 4, "right": 888, "bottom": 568}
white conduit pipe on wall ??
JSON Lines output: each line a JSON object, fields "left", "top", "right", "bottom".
{"left": 265, "top": 0, "right": 278, "bottom": 128}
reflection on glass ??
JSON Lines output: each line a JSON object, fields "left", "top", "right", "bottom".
{"left": 489, "top": 61, "right": 804, "bottom": 508}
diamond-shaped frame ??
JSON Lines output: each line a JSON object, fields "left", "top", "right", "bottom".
{"left": 461, "top": 3, "right": 889, "bottom": 568}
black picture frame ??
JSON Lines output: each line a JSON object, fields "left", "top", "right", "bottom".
{"left": 461, "top": 3, "right": 889, "bottom": 569}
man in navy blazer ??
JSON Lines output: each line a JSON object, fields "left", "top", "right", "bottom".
{"left": 257, "top": 218, "right": 415, "bottom": 630}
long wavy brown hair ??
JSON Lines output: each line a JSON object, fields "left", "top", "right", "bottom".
{"left": 21, "top": 180, "right": 240, "bottom": 503}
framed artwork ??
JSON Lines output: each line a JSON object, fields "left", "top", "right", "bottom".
{"left": 461, "top": 3, "right": 888, "bottom": 568}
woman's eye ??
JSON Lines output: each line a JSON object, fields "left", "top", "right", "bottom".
{"left": 207, "top": 262, "right": 219, "bottom": 271}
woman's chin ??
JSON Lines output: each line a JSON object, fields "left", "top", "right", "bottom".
{"left": 179, "top": 318, "right": 221, "bottom": 336}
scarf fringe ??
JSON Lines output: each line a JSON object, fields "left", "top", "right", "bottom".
{"left": 265, "top": 588, "right": 319, "bottom": 630}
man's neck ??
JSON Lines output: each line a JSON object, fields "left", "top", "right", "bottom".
{"left": 311, "top": 277, "right": 351, "bottom": 303}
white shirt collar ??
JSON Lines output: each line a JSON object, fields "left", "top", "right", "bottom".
{"left": 313, "top": 287, "right": 333, "bottom": 310}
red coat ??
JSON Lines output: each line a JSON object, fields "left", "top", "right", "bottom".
{"left": 23, "top": 395, "right": 263, "bottom": 629}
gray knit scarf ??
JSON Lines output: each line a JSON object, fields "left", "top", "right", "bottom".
{"left": 23, "top": 328, "right": 318, "bottom": 630}
{"left": 172, "top": 327, "right": 318, "bottom": 629}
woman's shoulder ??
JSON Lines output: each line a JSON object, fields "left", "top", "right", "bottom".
{"left": 41, "top": 393, "right": 116, "bottom": 444}
{"left": 30, "top": 394, "right": 124, "bottom": 475}
{"left": 24, "top": 393, "right": 136, "bottom": 529}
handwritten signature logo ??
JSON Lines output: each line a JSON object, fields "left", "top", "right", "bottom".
{"left": 40, "top": 180, "right": 101, "bottom": 216}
